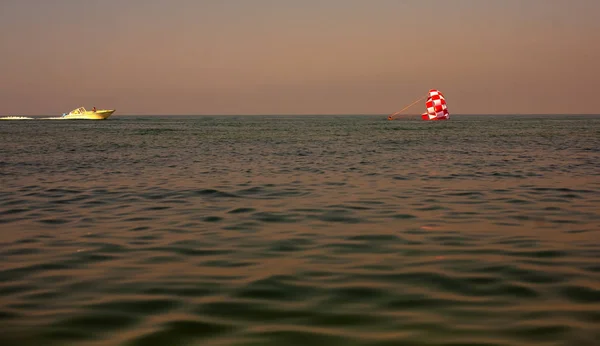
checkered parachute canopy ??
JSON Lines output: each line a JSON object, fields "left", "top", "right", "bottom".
{"left": 421, "top": 89, "right": 450, "bottom": 121}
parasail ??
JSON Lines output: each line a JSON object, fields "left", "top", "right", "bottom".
{"left": 421, "top": 89, "right": 449, "bottom": 121}
{"left": 388, "top": 89, "right": 450, "bottom": 121}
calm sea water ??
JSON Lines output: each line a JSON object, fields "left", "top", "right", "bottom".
{"left": 1, "top": 115, "right": 599, "bottom": 346}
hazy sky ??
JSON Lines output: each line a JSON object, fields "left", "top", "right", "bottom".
{"left": 1, "top": 0, "right": 599, "bottom": 115}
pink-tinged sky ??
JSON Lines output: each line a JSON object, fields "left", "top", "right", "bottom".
{"left": 1, "top": 0, "right": 599, "bottom": 115}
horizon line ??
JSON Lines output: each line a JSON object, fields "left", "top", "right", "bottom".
{"left": 7, "top": 113, "right": 600, "bottom": 117}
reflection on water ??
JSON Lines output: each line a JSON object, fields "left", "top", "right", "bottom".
{"left": 1, "top": 115, "right": 599, "bottom": 345}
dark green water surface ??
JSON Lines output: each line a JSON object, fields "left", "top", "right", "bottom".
{"left": 1, "top": 115, "right": 599, "bottom": 345}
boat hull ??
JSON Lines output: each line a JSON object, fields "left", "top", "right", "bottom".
{"left": 63, "top": 110, "right": 115, "bottom": 120}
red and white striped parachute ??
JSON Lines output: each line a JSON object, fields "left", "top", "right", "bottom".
{"left": 421, "top": 89, "right": 449, "bottom": 121}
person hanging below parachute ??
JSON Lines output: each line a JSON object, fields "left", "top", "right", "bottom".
{"left": 388, "top": 89, "right": 450, "bottom": 121}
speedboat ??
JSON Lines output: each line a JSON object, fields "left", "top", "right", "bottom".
{"left": 62, "top": 107, "right": 115, "bottom": 120}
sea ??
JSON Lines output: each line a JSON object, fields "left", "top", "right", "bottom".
{"left": 1, "top": 114, "right": 599, "bottom": 346}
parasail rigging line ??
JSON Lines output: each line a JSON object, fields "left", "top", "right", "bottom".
{"left": 388, "top": 95, "right": 427, "bottom": 119}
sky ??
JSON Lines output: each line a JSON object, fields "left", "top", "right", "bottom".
{"left": 1, "top": 0, "right": 599, "bottom": 115}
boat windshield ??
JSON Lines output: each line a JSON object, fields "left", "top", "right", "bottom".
{"left": 69, "top": 107, "right": 87, "bottom": 115}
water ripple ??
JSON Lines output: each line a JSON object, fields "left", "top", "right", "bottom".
{"left": 0, "top": 115, "right": 599, "bottom": 345}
